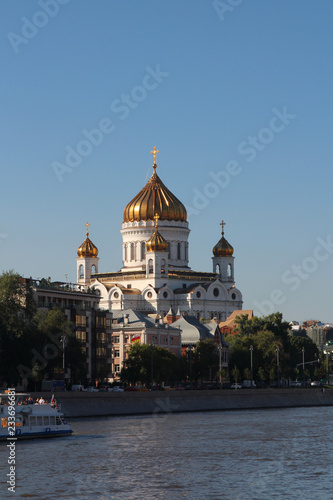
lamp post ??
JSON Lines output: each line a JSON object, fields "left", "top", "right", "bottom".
{"left": 186, "top": 346, "right": 193, "bottom": 383}
{"left": 217, "top": 344, "right": 222, "bottom": 387}
{"left": 150, "top": 336, "right": 156, "bottom": 388}
{"left": 302, "top": 347, "right": 305, "bottom": 387}
{"left": 61, "top": 336, "right": 67, "bottom": 385}
{"left": 276, "top": 346, "right": 280, "bottom": 389}
{"left": 249, "top": 345, "right": 253, "bottom": 388}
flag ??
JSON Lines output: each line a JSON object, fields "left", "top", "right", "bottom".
{"left": 131, "top": 335, "right": 141, "bottom": 343}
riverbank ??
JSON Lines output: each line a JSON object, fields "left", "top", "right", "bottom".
{"left": 30, "top": 388, "right": 333, "bottom": 418}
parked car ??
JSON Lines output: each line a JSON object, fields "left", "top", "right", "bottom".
{"left": 310, "top": 381, "right": 322, "bottom": 387}
{"left": 290, "top": 381, "right": 302, "bottom": 387}
{"left": 86, "top": 386, "right": 99, "bottom": 392}
{"left": 230, "top": 383, "right": 243, "bottom": 389}
{"left": 111, "top": 386, "right": 124, "bottom": 392}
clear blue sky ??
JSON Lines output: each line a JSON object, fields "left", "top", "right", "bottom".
{"left": 1, "top": 0, "right": 333, "bottom": 323}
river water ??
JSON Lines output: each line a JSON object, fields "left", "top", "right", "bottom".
{"left": 1, "top": 406, "right": 332, "bottom": 500}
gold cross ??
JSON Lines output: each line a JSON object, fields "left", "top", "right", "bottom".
{"left": 220, "top": 220, "right": 226, "bottom": 235}
{"left": 150, "top": 146, "right": 159, "bottom": 164}
{"left": 85, "top": 221, "right": 90, "bottom": 236}
{"left": 154, "top": 213, "right": 160, "bottom": 228}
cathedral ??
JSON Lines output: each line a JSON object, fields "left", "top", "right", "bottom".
{"left": 76, "top": 148, "right": 243, "bottom": 321}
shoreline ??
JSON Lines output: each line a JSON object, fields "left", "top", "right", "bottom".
{"left": 29, "top": 388, "right": 333, "bottom": 418}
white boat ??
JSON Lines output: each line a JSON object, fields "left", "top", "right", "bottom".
{"left": 0, "top": 392, "right": 73, "bottom": 440}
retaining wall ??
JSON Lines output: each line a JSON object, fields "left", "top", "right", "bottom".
{"left": 30, "top": 388, "right": 333, "bottom": 418}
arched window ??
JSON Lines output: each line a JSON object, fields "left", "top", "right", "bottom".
{"left": 227, "top": 264, "right": 232, "bottom": 278}
{"left": 161, "top": 259, "right": 166, "bottom": 274}
{"left": 131, "top": 243, "right": 135, "bottom": 261}
{"left": 124, "top": 244, "right": 127, "bottom": 262}
{"left": 91, "top": 264, "right": 96, "bottom": 274}
{"left": 177, "top": 242, "right": 181, "bottom": 260}
{"left": 141, "top": 241, "right": 146, "bottom": 260}
{"left": 185, "top": 243, "right": 188, "bottom": 262}
{"left": 216, "top": 263, "right": 221, "bottom": 275}
{"left": 148, "top": 259, "right": 153, "bottom": 274}
{"left": 79, "top": 265, "right": 84, "bottom": 280}
{"left": 168, "top": 242, "right": 171, "bottom": 259}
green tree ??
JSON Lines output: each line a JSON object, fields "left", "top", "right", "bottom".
{"left": 121, "top": 343, "right": 179, "bottom": 386}
{"left": 0, "top": 271, "right": 37, "bottom": 386}
{"left": 231, "top": 365, "right": 240, "bottom": 383}
{"left": 192, "top": 339, "right": 219, "bottom": 382}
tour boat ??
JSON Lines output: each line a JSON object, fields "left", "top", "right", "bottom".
{"left": 0, "top": 392, "right": 73, "bottom": 440}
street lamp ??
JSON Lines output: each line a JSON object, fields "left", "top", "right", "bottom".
{"left": 150, "top": 336, "right": 156, "bottom": 388}
{"left": 186, "top": 346, "right": 193, "bottom": 383}
{"left": 276, "top": 346, "right": 280, "bottom": 389}
{"left": 60, "top": 336, "right": 67, "bottom": 385}
{"left": 217, "top": 344, "right": 222, "bottom": 387}
{"left": 249, "top": 345, "right": 253, "bottom": 388}
{"left": 302, "top": 347, "right": 305, "bottom": 386}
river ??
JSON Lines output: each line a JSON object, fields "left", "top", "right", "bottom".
{"left": 1, "top": 406, "right": 332, "bottom": 499}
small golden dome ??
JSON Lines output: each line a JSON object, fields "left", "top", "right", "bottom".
{"left": 213, "top": 220, "right": 234, "bottom": 257}
{"left": 146, "top": 214, "right": 168, "bottom": 253}
{"left": 123, "top": 149, "right": 187, "bottom": 223}
{"left": 77, "top": 222, "right": 99, "bottom": 258}
{"left": 146, "top": 229, "right": 168, "bottom": 253}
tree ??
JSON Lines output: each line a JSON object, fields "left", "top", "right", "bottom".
{"left": 192, "top": 339, "right": 219, "bottom": 381}
{"left": 231, "top": 365, "right": 240, "bottom": 383}
{"left": 0, "top": 271, "right": 37, "bottom": 386}
{"left": 121, "top": 343, "right": 179, "bottom": 386}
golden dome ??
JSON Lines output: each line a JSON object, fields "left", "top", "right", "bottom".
{"left": 123, "top": 149, "right": 187, "bottom": 223}
{"left": 213, "top": 220, "right": 234, "bottom": 257}
{"left": 77, "top": 222, "right": 99, "bottom": 258}
{"left": 146, "top": 214, "right": 168, "bottom": 253}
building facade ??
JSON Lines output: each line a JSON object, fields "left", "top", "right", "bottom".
{"left": 77, "top": 149, "right": 243, "bottom": 321}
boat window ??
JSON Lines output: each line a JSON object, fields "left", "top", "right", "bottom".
{"left": 50, "top": 417, "right": 56, "bottom": 426}
{"left": 56, "top": 417, "right": 61, "bottom": 426}
{"left": 1, "top": 417, "right": 7, "bottom": 427}
{"left": 37, "top": 416, "right": 42, "bottom": 426}
{"left": 30, "top": 416, "right": 36, "bottom": 426}
{"left": 43, "top": 416, "right": 49, "bottom": 425}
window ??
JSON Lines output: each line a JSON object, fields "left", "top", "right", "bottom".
{"left": 147, "top": 291, "right": 153, "bottom": 299}
{"left": 163, "top": 291, "right": 168, "bottom": 298}
{"left": 91, "top": 264, "right": 96, "bottom": 274}
{"left": 148, "top": 259, "right": 153, "bottom": 274}
{"left": 141, "top": 241, "right": 146, "bottom": 260}
{"left": 50, "top": 417, "right": 56, "bottom": 426}
{"left": 79, "top": 265, "right": 84, "bottom": 280}
{"left": 196, "top": 291, "right": 201, "bottom": 298}
{"left": 30, "top": 416, "right": 36, "bottom": 426}
{"left": 115, "top": 365, "right": 120, "bottom": 372}
{"left": 43, "top": 416, "right": 49, "bottom": 425}
{"left": 114, "top": 336, "right": 120, "bottom": 343}
{"left": 124, "top": 244, "right": 127, "bottom": 262}
{"left": 114, "top": 292, "right": 119, "bottom": 299}
{"left": 131, "top": 243, "right": 135, "bottom": 261}
{"left": 227, "top": 264, "right": 232, "bottom": 278}
{"left": 177, "top": 242, "right": 181, "bottom": 260}
{"left": 232, "top": 293, "right": 236, "bottom": 300}
{"left": 213, "top": 288, "right": 219, "bottom": 297}
{"left": 114, "top": 350, "right": 120, "bottom": 357}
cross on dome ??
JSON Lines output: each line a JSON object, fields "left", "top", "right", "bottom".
{"left": 220, "top": 220, "right": 226, "bottom": 236}
{"left": 85, "top": 221, "right": 90, "bottom": 236}
{"left": 150, "top": 146, "right": 159, "bottom": 170}
{"left": 154, "top": 213, "right": 160, "bottom": 227}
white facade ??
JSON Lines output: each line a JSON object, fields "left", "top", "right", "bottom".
{"left": 78, "top": 156, "right": 243, "bottom": 321}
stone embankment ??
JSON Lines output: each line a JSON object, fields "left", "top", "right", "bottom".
{"left": 31, "top": 388, "right": 333, "bottom": 418}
